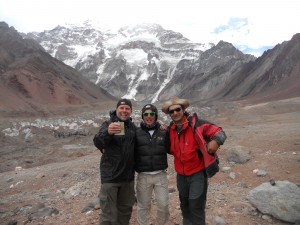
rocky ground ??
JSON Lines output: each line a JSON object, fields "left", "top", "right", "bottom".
{"left": 0, "top": 98, "right": 300, "bottom": 225}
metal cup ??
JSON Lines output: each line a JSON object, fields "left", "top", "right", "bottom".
{"left": 115, "top": 122, "right": 125, "bottom": 135}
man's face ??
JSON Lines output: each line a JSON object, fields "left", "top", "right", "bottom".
{"left": 168, "top": 104, "right": 184, "bottom": 123}
{"left": 143, "top": 109, "right": 156, "bottom": 126}
{"left": 116, "top": 105, "right": 132, "bottom": 121}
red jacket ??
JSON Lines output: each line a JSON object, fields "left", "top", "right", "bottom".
{"left": 168, "top": 113, "right": 226, "bottom": 176}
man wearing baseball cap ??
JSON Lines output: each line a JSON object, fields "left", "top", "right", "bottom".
{"left": 135, "top": 104, "right": 170, "bottom": 225}
{"left": 93, "top": 98, "right": 136, "bottom": 225}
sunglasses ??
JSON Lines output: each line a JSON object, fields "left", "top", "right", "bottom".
{"left": 143, "top": 112, "right": 156, "bottom": 117}
{"left": 168, "top": 107, "right": 182, "bottom": 114}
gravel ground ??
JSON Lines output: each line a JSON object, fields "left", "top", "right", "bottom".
{"left": 0, "top": 98, "right": 299, "bottom": 225}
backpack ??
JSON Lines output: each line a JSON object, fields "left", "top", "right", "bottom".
{"left": 187, "top": 113, "right": 220, "bottom": 178}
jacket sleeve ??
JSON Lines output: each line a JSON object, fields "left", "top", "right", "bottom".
{"left": 196, "top": 118, "right": 227, "bottom": 146}
{"left": 213, "top": 130, "right": 227, "bottom": 146}
{"left": 93, "top": 120, "right": 113, "bottom": 151}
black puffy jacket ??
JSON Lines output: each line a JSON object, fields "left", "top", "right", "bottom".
{"left": 93, "top": 110, "right": 136, "bottom": 183}
{"left": 135, "top": 122, "right": 168, "bottom": 173}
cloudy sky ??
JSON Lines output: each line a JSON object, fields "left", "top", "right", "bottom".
{"left": 1, "top": 0, "right": 299, "bottom": 56}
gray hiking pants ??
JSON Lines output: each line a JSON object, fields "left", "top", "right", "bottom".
{"left": 99, "top": 181, "right": 135, "bottom": 225}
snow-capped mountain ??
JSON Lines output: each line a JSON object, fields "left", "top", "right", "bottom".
{"left": 2, "top": 20, "right": 299, "bottom": 114}
{"left": 25, "top": 21, "right": 255, "bottom": 102}
{"left": 0, "top": 22, "right": 116, "bottom": 117}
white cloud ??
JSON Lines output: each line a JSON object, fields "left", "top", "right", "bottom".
{"left": 1, "top": 0, "right": 299, "bottom": 56}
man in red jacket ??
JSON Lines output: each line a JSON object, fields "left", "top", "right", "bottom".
{"left": 162, "top": 96, "right": 226, "bottom": 225}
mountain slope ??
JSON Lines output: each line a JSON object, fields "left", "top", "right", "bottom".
{"left": 157, "top": 41, "right": 255, "bottom": 101}
{"left": 19, "top": 21, "right": 300, "bottom": 104}
{"left": 25, "top": 22, "right": 223, "bottom": 102}
{"left": 0, "top": 22, "right": 116, "bottom": 117}
{"left": 220, "top": 33, "right": 300, "bottom": 102}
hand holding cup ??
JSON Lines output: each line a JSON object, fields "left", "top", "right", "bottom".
{"left": 115, "top": 122, "right": 125, "bottom": 135}
{"left": 108, "top": 122, "right": 124, "bottom": 135}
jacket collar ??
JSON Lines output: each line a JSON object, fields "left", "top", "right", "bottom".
{"left": 170, "top": 115, "right": 189, "bottom": 131}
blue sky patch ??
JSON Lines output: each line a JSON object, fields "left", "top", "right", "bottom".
{"left": 214, "top": 18, "right": 248, "bottom": 34}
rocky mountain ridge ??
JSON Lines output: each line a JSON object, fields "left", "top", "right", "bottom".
{"left": 24, "top": 21, "right": 300, "bottom": 104}
{"left": 24, "top": 21, "right": 256, "bottom": 102}
{"left": 221, "top": 33, "right": 300, "bottom": 102}
{"left": 0, "top": 22, "right": 116, "bottom": 117}
{"left": 1, "top": 20, "right": 300, "bottom": 116}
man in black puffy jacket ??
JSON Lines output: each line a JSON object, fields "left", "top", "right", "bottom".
{"left": 93, "top": 99, "right": 136, "bottom": 225}
{"left": 135, "top": 104, "right": 170, "bottom": 225}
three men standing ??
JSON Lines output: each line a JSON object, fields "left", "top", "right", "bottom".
{"left": 93, "top": 96, "right": 226, "bottom": 225}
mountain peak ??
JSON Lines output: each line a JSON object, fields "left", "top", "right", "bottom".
{"left": 18, "top": 23, "right": 300, "bottom": 104}
{"left": 0, "top": 24, "right": 116, "bottom": 116}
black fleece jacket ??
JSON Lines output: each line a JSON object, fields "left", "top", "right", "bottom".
{"left": 93, "top": 110, "right": 136, "bottom": 183}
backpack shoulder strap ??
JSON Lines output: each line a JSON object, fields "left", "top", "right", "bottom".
{"left": 187, "top": 113, "right": 198, "bottom": 134}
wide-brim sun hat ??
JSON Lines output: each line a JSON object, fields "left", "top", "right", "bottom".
{"left": 161, "top": 96, "right": 190, "bottom": 114}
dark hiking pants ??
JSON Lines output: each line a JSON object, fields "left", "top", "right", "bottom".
{"left": 99, "top": 181, "right": 135, "bottom": 225}
{"left": 177, "top": 170, "right": 208, "bottom": 225}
